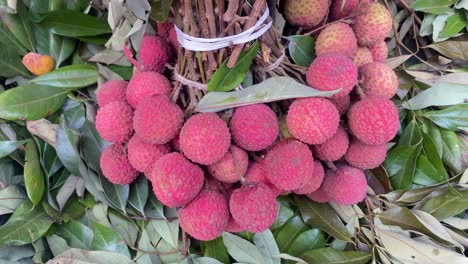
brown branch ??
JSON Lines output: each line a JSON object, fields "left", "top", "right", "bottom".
{"left": 224, "top": 0, "right": 239, "bottom": 22}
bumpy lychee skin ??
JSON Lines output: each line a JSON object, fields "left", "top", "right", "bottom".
{"left": 264, "top": 140, "right": 314, "bottom": 191}
{"left": 306, "top": 185, "right": 330, "bottom": 203}
{"left": 96, "top": 101, "right": 134, "bottom": 143}
{"left": 330, "top": 95, "right": 351, "bottom": 115}
{"left": 330, "top": 0, "right": 370, "bottom": 20}
{"left": 353, "top": 47, "right": 373, "bottom": 68}
{"left": 208, "top": 145, "right": 249, "bottom": 183}
{"left": 139, "top": 35, "right": 171, "bottom": 73}
{"left": 133, "top": 95, "right": 184, "bottom": 144}
{"left": 283, "top": 0, "right": 329, "bottom": 28}
{"left": 151, "top": 153, "right": 204, "bottom": 208}
{"left": 230, "top": 104, "right": 279, "bottom": 151}
{"left": 354, "top": 2, "right": 392, "bottom": 46}
{"left": 360, "top": 62, "right": 398, "bottom": 99}
{"left": 230, "top": 184, "right": 278, "bottom": 232}
{"left": 245, "top": 162, "right": 282, "bottom": 196}
{"left": 306, "top": 53, "right": 358, "bottom": 98}
{"left": 287, "top": 98, "right": 340, "bottom": 145}
{"left": 348, "top": 96, "right": 399, "bottom": 145}
{"left": 312, "top": 125, "right": 349, "bottom": 161}
{"left": 179, "top": 190, "right": 229, "bottom": 241}
{"left": 323, "top": 164, "right": 367, "bottom": 205}
{"left": 226, "top": 217, "right": 244, "bottom": 233}
{"left": 127, "top": 135, "right": 170, "bottom": 173}
{"left": 96, "top": 80, "right": 128, "bottom": 107}
{"left": 180, "top": 113, "right": 231, "bottom": 165}
{"left": 100, "top": 144, "right": 138, "bottom": 185}
{"left": 294, "top": 161, "right": 325, "bottom": 194}
{"left": 315, "top": 23, "right": 357, "bottom": 58}
{"left": 369, "top": 40, "right": 387, "bottom": 61}
{"left": 126, "top": 71, "right": 172, "bottom": 108}
{"left": 345, "top": 140, "right": 387, "bottom": 169}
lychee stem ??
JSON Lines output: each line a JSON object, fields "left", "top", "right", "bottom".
{"left": 326, "top": 161, "right": 337, "bottom": 171}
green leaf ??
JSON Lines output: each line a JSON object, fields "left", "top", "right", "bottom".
{"left": 398, "top": 120, "right": 423, "bottom": 146}
{"left": 414, "top": 154, "right": 444, "bottom": 185}
{"left": 253, "top": 230, "right": 281, "bottom": 264}
{"left": 30, "top": 64, "right": 97, "bottom": 88}
{"left": 0, "top": 84, "right": 68, "bottom": 121}
{"left": 402, "top": 84, "right": 468, "bottom": 110}
{"left": 0, "top": 140, "right": 27, "bottom": 158}
{"left": 301, "top": 248, "right": 371, "bottom": 264}
{"left": 423, "top": 104, "right": 468, "bottom": 131}
{"left": 201, "top": 237, "right": 230, "bottom": 264}
{"left": 439, "top": 11, "right": 467, "bottom": 38}
{"left": 0, "top": 20, "right": 28, "bottom": 55}
{"left": 108, "top": 211, "right": 139, "bottom": 246}
{"left": 287, "top": 35, "right": 315, "bottom": 67}
{"left": 440, "top": 128, "right": 464, "bottom": 174}
{"left": 384, "top": 145, "right": 422, "bottom": 189}
{"left": 419, "top": 191, "right": 468, "bottom": 220}
{"left": 295, "top": 196, "right": 352, "bottom": 241}
{"left": 101, "top": 177, "right": 129, "bottom": 212}
{"left": 0, "top": 0, "right": 35, "bottom": 52}
{"left": 93, "top": 221, "right": 131, "bottom": 257}
{"left": 222, "top": 232, "right": 265, "bottom": 264}
{"left": 0, "top": 200, "right": 53, "bottom": 247}
{"left": 0, "top": 44, "right": 30, "bottom": 77}
{"left": 271, "top": 200, "right": 294, "bottom": 230}
{"left": 208, "top": 41, "right": 260, "bottom": 92}
{"left": 428, "top": 40, "right": 468, "bottom": 61}
{"left": 418, "top": 132, "right": 447, "bottom": 182}
{"left": 49, "top": 248, "right": 133, "bottom": 264}
{"left": 0, "top": 185, "right": 26, "bottom": 215}
{"left": 24, "top": 140, "right": 45, "bottom": 205}
{"left": 38, "top": 10, "right": 111, "bottom": 37}
{"left": 286, "top": 229, "right": 326, "bottom": 261}
{"left": 128, "top": 174, "right": 148, "bottom": 217}
{"left": 149, "top": 0, "right": 174, "bottom": 22}
{"left": 149, "top": 219, "right": 179, "bottom": 249}
{"left": 56, "top": 121, "right": 82, "bottom": 176}
{"left": 411, "top": 0, "right": 457, "bottom": 14}
{"left": 197, "top": 76, "right": 339, "bottom": 113}
{"left": 274, "top": 216, "right": 310, "bottom": 253}
{"left": 56, "top": 220, "right": 93, "bottom": 249}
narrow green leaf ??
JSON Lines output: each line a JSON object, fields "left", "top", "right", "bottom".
{"left": 301, "top": 248, "right": 371, "bottom": 264}
{"left": 93, "top": 221, "right": 131, "bottom": 257}
{"left": 398, "top": 120, "right": 423, "bottom": 146}
{"left": 439, "top": 11, "right": 467, "bottom": 38}
{"left": 287, "top": 35, "right": 315, "bottom": 67}
{"left": 0, "top": 185, "right": 26, "bottom": 215}
{"left": 149, "top": 0, "right": 174, "bottom": 22}
{"left": 48, "top": 248, "right": 133, "bottom": 264}
{"left": 402, "top": 84, "right": 468, "bottom": 110}
{"left": 55, "top": 121, "right": 82, "bottom": 176}
{"left": 0, "top": 0, "right": 35, "bottom": 52}
{"left": 423, "top": 104, "right": 468, "bottom": 131}
{"left": 420, "top": 191, "right": 468, "bottom": 220}
{"left": 0, "top": 21, "right": 28, "bottom": 55}
{"left": 253, "top": 230, "right": 281, "bottom": 264}
{"left": 201, "top": 237, "right": 230, "bottom": 264}
{"left": 24, "top": 140, "right": 45, "bottom": 205}
{"left": 38, "top": 10, "right": 111, "bottom": 37}
{"left": 440, "top": 128, "right": 464, "bottom": 174}
{"left": 286, "top": 229, "right": 326, "bottom": 262}
{"left": 384, "top": 145, "right": 422, "bottom": 189}
{"left": 411, "top": 0, "right": 457, "bottom": 14}
{"left": 274, "top": 216, "right": 310, "bottom": 253}
{"left": 0, "top": 44, "right": 30, "bottom": 77}
{"left": 101, "top": 177, "right": 129, "bottom": 213}
{"left": 0, "top": 140, "right": 27, "bottom": 158}
{"left": 30, "top": 64, "right": 98, "bottom": 88}
{"left": 428, "top": 40, "right": 468, "bottom": 61}
{"left": 56, "top": 220, "right": 93, "bottom": 249}
{"left": 222, "top": 232, "right": 265, "bottom": 264}
{"left": 128, "top": 174, "right": 148, "bottom": 217}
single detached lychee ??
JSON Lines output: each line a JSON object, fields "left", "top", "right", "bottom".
{"left": 312, "top": 125, "right": 349, "bottom": 161}
{"left": 96, "top": 101, "right": 134, "bottom": 143}
{"left": 286, "top": 97, "right": 340, "bottom": 145}
{"left": 139, "top": 35, "right": 171, "bottom": 73}
{"left": 264, "top": 140, "right": 314, "bottom": 191}
{"left": 133, "top": 95, "right": 184, "bottom": 144}
{"left": 126, "top": 71, "right": 172, "bottom": 108}
{"left": 360, "top": 62, "right": 398, "bottom": 98}
{"left": 354, "top": 2, "right": 392, "bottom": 46}
{"left": 230, "top": 104, "right": 279, "bottom": 151}
{"left": 345, "top": 140, "right": 387, "bottom": 169}
{"left": 96, "top": 80, "right": 128, "bottom": 107}
{"left": 353, "top": 47, "right": 373, "bottom": 68}
{"left": 208, "top": 145, "right": 249, "bottom": 183}
{"left": 348, "top": 96, "right": 399, "bottom": 145}
{"left": 229, "top": 184, "right": 278, "bottom": 232}
{"left": 180, "top": 113, "right": 231, "bottom": 165}
{"left": 151, "top": 153, "right": 204, "bottom": 208}
{"left": 283, "top": 0, "right": 330, "bottom": 28}
{"left": 369, "top": 40, "right": 388, "bottom": 61}
{"left": 323, "top": 164, "right": 367, "bottom": 205}
{"left": 294, "top": 161, "right": 325, "bottom": 194}
{"left": 306, "top": 53, "right": 358, "bottom": 98}
{"left": 127, "top": 135, "right": 170, "bottom": 173}
{"left": 100, "top": 144, "right": 138, "bottom": 185}
{"left": 315, "top": 23, "right": 357, "bottom": 58}
{"left": 330, "top": 0, "right": 370, "bottom": 20}
{"left": 245, "top": 162, "right": 282, "bottom": 196}
{"left": 330, "top": 95, "right": 351, "bottom": 115}
{"left": 179, "top": 190, "right": 229, "bottom": 241}
{"left": 306, "top": 185, "right": 330, "bottom": 203}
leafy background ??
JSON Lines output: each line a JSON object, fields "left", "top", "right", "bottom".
{"left": 0, "top": 0, "right": 467, "bottom": 263}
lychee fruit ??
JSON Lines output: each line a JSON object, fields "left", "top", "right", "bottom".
{"left": 127, "top": 135, "right": 170, "bottom": 174}
{"left": 345, "top": 140, "right": 387, "bottom": 169}
{"left": 369, "top": 40, "right": 388, "bottom": 61}
{"left": 230, "top": 104, "right": 279, "bottom": 151}
{"left": 156, "top": 21, "right": 172, "bottom": 38}
{"left": 226, "top": 217, "right": 245, "bottom": 233}
{"left": 286, "top": 97, "right": 340, "bottom": 145}
{"left": 283, "top": 0, "right": 330, "bottom": 28}
{"left": 96, "top": 80, "right": 128, "bottom": 107}
{"left": 330, "top": 0, "right": 370, "bottom": 20}
{"left": 229, "top": 183, "right": 278, "bottom": 232}
{"left": 306, "top": 185, "right": 330, "bottom": 203}
{"left": 180, "top": 113, "right": 231, "bottom": 165}
{"left": 133, "top": 95, "right": 184, "bottom": 144}
{"left": 263, "top": 140, "right": 314, "bottom": 191}
{"left": 139, "top": 35, "right": 171, "bottom": 73}
{"left": 126, "top": 71, "right": 172, "bottom": 108}
{"left": 354, "top": 2, "right": 392, "bottom": 46}
{"left": 151, "top": 153, "right": 204, "bottom": 208}
{"left": 323, "top": 164, "right": 367, "bottom": 205}
{"left": 312, "top": 125, "right": 349, "bottom": 161}
{"left": 359, "top": 62, "right": 398, "bottom": 99}
{"left": 96, "top": 101, "right": 134, "bottom": 143}
{"left": 348, "top": 96, "right": 399, "bottom": 145}
{"left": 178, "top": 190, "right": 229, "bottom": 241}
{"left": 353, "top": 47, "right": 373, "bottom": 68}
{"left": 315, "top": 23, "right": 357, "bottom": 58}
{"left": 306, "top": 53, "right": 358, "bottom": 98}
{"left": 294, "top": 160, "right": 325, "bottom": 194}
{"left": 330, "top": 95, "right": 351, "bottom": 115}
{"left": 245, "top": 162, "right": 282, "bottom": 196}
{"left": 100, "top": 144, "right": 138, "bottom": 185}
{"left": 208, "top": 145, "right": 249, "bottom": 183}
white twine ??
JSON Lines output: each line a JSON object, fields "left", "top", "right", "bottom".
{"left": 174, "top": 4, "right": 272, "bottom": 51}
